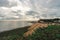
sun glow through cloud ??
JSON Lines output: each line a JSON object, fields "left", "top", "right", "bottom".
{"left": 0, "top": 0, "right": 60, "bottom": 20}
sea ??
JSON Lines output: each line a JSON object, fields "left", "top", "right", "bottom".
{"left": 0, "top": 20, "right": 33, "bottom": 32}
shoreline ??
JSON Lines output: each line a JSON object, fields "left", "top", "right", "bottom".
{"left": 0, "top": 26, "right": 30, "bottom": 34}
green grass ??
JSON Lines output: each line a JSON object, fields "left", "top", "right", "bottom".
{"left": 0, "top": 26, "right": 29, "bottom": 40}
{"left": 0, "top": 25, "right": 60, "bottom": 40}
{"left": 23, "top": 25, "right": 60, "bottom": 40}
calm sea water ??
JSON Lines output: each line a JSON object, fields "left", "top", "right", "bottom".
{"left": 0, "top": 21, "right": 33, "bottom": 32}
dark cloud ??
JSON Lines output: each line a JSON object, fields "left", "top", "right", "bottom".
{"left": 0, "top": 0, "right": 9, "bottom": 7}
{"left": 0, "top": 0, "right": 17, "bottom": 7}
{"left": 42, "top": 0, "right": 60, "bottom": 8}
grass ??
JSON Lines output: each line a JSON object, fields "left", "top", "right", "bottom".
{"left": 0, "top": 26, "right": 29, "bottom": 40}
{"left": 23, "top": 25, "right": 60, "bottom": 40}
{"left": 0, "top": 25, "right": 60, "bottom": 40}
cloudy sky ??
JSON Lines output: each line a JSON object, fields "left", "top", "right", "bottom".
{"left": 0, "top": 0, "right": 60, "bottom": 20}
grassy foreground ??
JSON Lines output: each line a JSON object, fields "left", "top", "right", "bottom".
{"left": 0, "top": 25, "right": 60, "bottom": 40}
{"left": 0, "top": 26, "right": 29, "bottom": 40}
{"left": 23, "top": 25, "right": 60, "bottom": 40}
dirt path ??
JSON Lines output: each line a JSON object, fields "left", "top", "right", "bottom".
{"left": 23, "top": 23, "right": 48, "bottom": 37}
{"left": 19, "top": 22, "right": 60, "bottom": 40}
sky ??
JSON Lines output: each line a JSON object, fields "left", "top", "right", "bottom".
{"left": 0, "top": 0, "right": 60, "bottom": 20}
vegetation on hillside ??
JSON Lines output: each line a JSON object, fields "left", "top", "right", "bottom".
{"left": 0, "top": 25, "right": 60, "bottom": 40}
{"left": 22, "top": 25, "right": 60, "bottom": 40}
{"left": 0, "top": 27, "right": 28, "bottom": 40}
